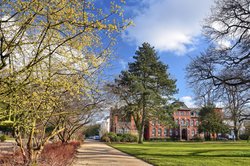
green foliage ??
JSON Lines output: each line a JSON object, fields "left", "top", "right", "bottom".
{"left": 109, "top": 43, "right": 177, "bottom": 143}
{"left": 101, "top": 135, "right": 111, "bottom": 143}
{"left": 198, "top": 106, "right": 229, "bottom": 136}
{"left": 149, "top": 137, "right": 178, "bottom": 142}
{"left": 83, "top": 124, "right": 100, "bottom": 138}
{"left": 107, "top": 132, "right": 119, "bottom": 142}
{"left": 0, "top": 134, "right": 7, "bottom": 142}
{"left": 191, "top": 136, "right": 204, "bottom": 142}
{"left": 239, "top": 134, "right": 249, "bottom": 140}
{"left": 101, "top": 132, "right": 138, "bottom": 143}
{"left": 120, "top": 133, "right": 138, "bottom": 142}
{"left": 0, "top": 122, "right": 13, "bottom": 133}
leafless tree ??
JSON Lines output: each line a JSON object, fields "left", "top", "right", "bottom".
{"left": 222, "top": 85, "right": 250, "bottom": 140}
{"left": 195, "top": 0, "right": 250, "bottom": 87}
{"left": 186, "top": 0, "right": 250, "bottom": 140}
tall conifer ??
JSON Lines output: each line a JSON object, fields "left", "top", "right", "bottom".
{"left": 110, "top": 43, "right": 177, "bottom": 143}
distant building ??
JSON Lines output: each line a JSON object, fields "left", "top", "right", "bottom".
{"left": 110, "top": 107, "right": 138, "bottom": 136}
{"left": 99, "top": 116, "right": 110, "bottom": 137}
{"left": 223, "top": 117, "right": 246, "bottom": 139}
{"left": 144, "top": 103, "right": 200, "bottom": 140}
{"left": 110, "top": 102, "right": 222, "bottom": 140}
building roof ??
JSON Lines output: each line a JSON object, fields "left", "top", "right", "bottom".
{"left": 172, "top": 101, "right": 189, "bottom": 110}
{"left": 190, "top": 108, "right": 200, "bottom": 113}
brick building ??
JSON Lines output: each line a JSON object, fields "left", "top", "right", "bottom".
{"left": 110, "top": 102, "right": 222, "bottom": 140}
{"left": 110, "top": 107, "right": 138, "bottom": 135}
{"left": 144, "top": 103, "right": 199, "bottom": 140}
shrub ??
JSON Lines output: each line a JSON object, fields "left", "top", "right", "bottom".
{"left": 116, "top": 136, "right": 122, "bottom": 142}
{"left": 101, "top": 136, "right": 110, "bottom": 143}
{"left": 101, "top": 132, "right": 137, "bottom": 143}
{"left": 191, "top": 136, "right": 204, "bottom": 142}
{"left": 0, "top": 135, "right": 6, "bottom": 142}
{"left": 121, "top": 133, "right": 138, "bottom": 142}
{"left": 149, "top": 137, "right": 178, "bottom": 142}
{"left": 0, "top": 141, "right": 80, "bottom": 166}
{"left": 107, "top": 132, "right": 117, "bottom": 142}
{"left": 239, "top": 134, "right": 249, "bottom": 140}
{"left": 40, "top": 141, "right": 80, "bottom": 166}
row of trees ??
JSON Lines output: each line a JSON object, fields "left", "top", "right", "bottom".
{"left": 187, "top": 0, "right": 250, "bottom": 140}
{"left": 0, "top": 0, "right": 131, "bottom": 165}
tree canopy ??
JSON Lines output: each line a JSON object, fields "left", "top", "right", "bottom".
{"left": 0, "top": 0, "right": 130, "bottom": 165}
{"left": 109, "top": 42, "right": 177, "bottom": 143}
{"left": 198, "top": 106, "right": 229, "bottom": 140}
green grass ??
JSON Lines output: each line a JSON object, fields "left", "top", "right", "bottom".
{"left": 111, "top": 141, "right": 250, "bottom": 166}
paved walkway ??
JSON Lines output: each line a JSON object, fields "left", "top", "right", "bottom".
{"left": 72, "top": 140, "right": 152, "bottom": 166}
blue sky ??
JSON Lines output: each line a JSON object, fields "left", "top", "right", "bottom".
{"left": 104, "top": 0, "right": 215, "bottom": 108}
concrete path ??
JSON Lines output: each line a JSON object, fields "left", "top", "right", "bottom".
{"left": 72, "top": 140, "right": 152, "bottom": 166}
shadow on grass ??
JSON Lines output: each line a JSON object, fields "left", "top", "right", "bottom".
{"left": 133, "top": 151, "right": 250, "bottom": 158}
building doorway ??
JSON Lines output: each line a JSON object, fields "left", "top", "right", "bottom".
{"left": 182, "top": 129, "right": 187, "bottom": 140}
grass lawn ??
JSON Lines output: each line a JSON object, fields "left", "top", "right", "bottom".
{"left": 111, "top": 141, "right": 250, "bottom": 166}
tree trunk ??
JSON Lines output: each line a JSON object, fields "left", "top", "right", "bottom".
{"left": 27, "top": 149, "right": 43, "bottom": 166}
{"left": 138, "top": 97, "right": 146, "bottom": 144}
{"left": 233, "top": 118, "right": 239, "bottom": 141}
{"left": 234, "top": 128, "right": 239, "bottom": 141}
{"left": 138, "top": 125, "right": 144, "bottom": 144}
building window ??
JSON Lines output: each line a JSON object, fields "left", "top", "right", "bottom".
{"left": 124, "top": 128, "right": 129, "bottom": 133}
{"left": 181, "top": 111, "right": 184, "bottom": 116}
{"left": 196, "top": 120, "right": 199, "bottom": 126}
{"left": 170, "top": 129, "right": 173, "bottom": 136}
{"left": 164, "top": 128, "right": 168, "bottom": 136}
{"left": 175, "top": 130, "right": 178, "bottom": 136}
{"left": 192, "top": 130, "right": 195, "bottom": 137}
{"left": 117, "top": 129, "right": 123, "bottom": 134}
{"left": 176, "top": 111, "right": 179, "bottom": 116}
{"left": 191, "top": 120, "right": 194, "bottom": 126}
{"left": 152, "top": 128, "right": 156, "bottom": 137}
{"left": 186, "top": 120, "right": 189, "bottom": 126}
{"left": 158, "top": 128, "right": 162, "bottom": 137}
{"left": 191, "top": 112, "right": 194, "bottom": 116}
{"left": 181, "top": 119, "right": 185, "bottom": 126}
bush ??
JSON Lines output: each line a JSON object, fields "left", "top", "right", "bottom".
{"left": 107, "top": 132, "right": 117, "bottom": 142}
{"left": 0, "top": 135, "right": 7, "bottom": 142}
{"left": 101, "top": 136, "right": 110, "bottom": 143}
{"left": 101, "top": 132, "right": 138, "bottom": 143}
{"left": 239, "top": 134, "right": 249, "bottom": 140}
{"left": 191, "top": 136, "right": 204, "bottom": 142}
{"left": 40, "top": 141, "right": 80, "bottom": 166}
{"left": 149, "top": 137, "right": 178, "bottom": 142}
{"left": 120, "top": 133, "right": 138, "bottom": 142}
{"left": 0, "top": 141, "right": 80, "bottom": 166}
{"left": 116, "top": 136, "right": 122, "bottom": 142}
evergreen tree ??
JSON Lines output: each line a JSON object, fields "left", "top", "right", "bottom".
{"left": 109, "top": 43, "right": 177, "bottom": 143}
{"left": 198, "top": 106, "right": 229, "bottom": 140}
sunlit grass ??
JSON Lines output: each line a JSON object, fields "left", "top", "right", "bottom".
{"left": 111, "top": 141, "right": 250, "bottom": 166}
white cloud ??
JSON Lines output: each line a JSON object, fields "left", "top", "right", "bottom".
{"left": 118, "top": 59, "right": 127, "bottom": 69}
{"left": 180, "top": 96, "right": 196, "bottom": 108}
{"left": 123, "top": 0, "right": 214, "bottom": 55}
